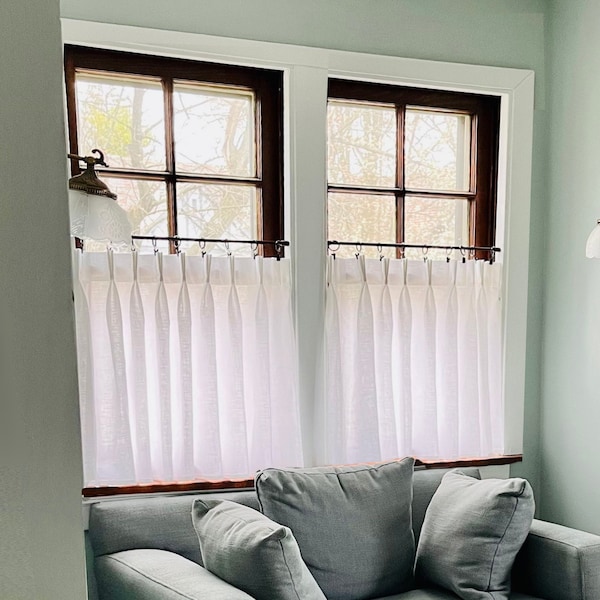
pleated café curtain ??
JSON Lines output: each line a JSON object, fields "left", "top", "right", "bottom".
{"left": 72, "top": 249, "right": 303, "bottom": 487}
{"left": 324, "top": 255, "right": 504, "bottom": 465}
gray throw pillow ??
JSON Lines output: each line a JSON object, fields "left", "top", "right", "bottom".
{"left": 415, "top": 470, "right": 535, "bottom": 600}
{"left": 255, "top": 458, "right": 415, "bottom": 600}
{"left": 191, "top": 499, "right": 326, "bottom": 600}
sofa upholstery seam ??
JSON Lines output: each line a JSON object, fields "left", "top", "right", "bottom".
{"left": 527, "top": 532, "right": 600, "bottom": 551}
{"left": 486, "top": 495, "right": 519, "bottom": 594}
{"left": 257, "top": 459, "right": 406, "bottom": 477}
{"left": 577, "top": 547, "right": 586, "bottom": 599}
{"left": 277, "top": 538, "right": 303, "bottom": 600}
{"left": 101, "top": 553, "right": 205, "bottom": 600}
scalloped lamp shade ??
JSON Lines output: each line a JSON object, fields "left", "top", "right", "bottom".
{"left": 69, "top": 188, "right": 132, "bottom": 244}
{"left": 586, "top": 221, "right": 600, "bottom": 258}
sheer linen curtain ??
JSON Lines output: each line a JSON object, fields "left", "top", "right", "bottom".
{"left": 324, "top": 255, "right": 504, "bottom": 465}
{"left": 72, "top": 249, "right": 303, "bottom": 487}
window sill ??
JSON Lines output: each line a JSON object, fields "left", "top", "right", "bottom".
{"left": 82, "top": 454, "right": 522, "bottom": 498}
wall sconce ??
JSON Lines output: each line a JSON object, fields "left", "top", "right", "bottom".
{"left": 586, "top": 220, "right": 600, "bottom": 258}
{"left": 68, "top": 149, "right": 132, "bottom": 244}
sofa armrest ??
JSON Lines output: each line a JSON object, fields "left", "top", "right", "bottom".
{"left": 95, "top": 548, "right": 254, "bottom": 600}
{"left": 512, "top": 518, "right": 600, "bottom": 600}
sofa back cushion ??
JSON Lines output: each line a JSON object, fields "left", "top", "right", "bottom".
{"left": 88, "top": 490, "right": 258, "bottom": 565}
{"left": 411, "top": 466, "right": 480, "bottom": 542}
{"left": 87, "top": 467, "right": 481, "bottom": 563}
{"left": 255, "top": 458, "right": 415, "bottom": 600}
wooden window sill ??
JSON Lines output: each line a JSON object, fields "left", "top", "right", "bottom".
{"left": 82, "top": 454, "right": 522, "bottom": 498}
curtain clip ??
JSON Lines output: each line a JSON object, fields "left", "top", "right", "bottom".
{"left": 355, "top": 241, "right": 362, "bottom": 259}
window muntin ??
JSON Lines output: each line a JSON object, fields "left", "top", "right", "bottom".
{"left": 64, "top": 45, "right": 283, "bottom": 255}
{"left": 327, "top": 79, "right": 500, "bottom": 260}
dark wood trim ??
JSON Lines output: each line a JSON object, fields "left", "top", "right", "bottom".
{"left": 414, "top": 454, "right": 522, "bottom": 470}
{"left": 256, "top": 68, "right": 284, "bottom": 257}
{"left": 64, "top": 44, "right": 281, "bottom": 89}
{"left": 163, "top": 77, "right": 177, "bottom": 250}
{"left": 64, "top": 50, "right": 82, "bottom": 176}
{"left": 82, "top": 455, "right": 522, "bottom": 498}
{"left": 83, "top": 477, "right": 255, "bottom": 498}
{"left": 328, "top": 78, "right": 493, "bottom": 113}
{"left": 64, "top": 45, "right": 284, "bottom": 253}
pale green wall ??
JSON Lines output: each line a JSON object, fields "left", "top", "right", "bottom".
{"left": 0, "top": 1, "right": 88, "bottom": 598}
{"left": 59, "top": 0, "right": 548, "bottom": 498}
{"left": 538, "top": 0, "right": 600, "bottom": 534}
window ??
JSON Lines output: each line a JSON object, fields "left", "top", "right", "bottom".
{"left": 63, "top": 25, "right": 534, "bottom": 494}
{"left": 65, "top": 46, "right": 300, "bottom": 494}
{"left": 327, "top": 79, "right": 500, "bottom": 259}
{"left": 64, "top": 45, "right": 283, "bottom": 255}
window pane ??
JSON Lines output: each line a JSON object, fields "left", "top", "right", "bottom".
{"left": 404, "top": 108, "right": 471, "bottom": 192}
{"left": 76, "top": 74, "right": 166, "bottom": 171}
{"left": 328, "top": 193, "right": 396, "bottom": 258}
{"left": 177, "top": 183, "right": 256, "bottom": 255}
{"left": 83, "top": 177, "right": 169, "bottom": 253}
{"left": 328, "top": 101, "right": 396, "bottom": 187}
{"left": 173, "top": 83, "right": 255, "bottom": 177}
{"left": 404, "top": 195, "right": 469, "bottom": 260}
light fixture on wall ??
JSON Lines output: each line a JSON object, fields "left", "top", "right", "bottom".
{"left": 68, "top": 149, "right": 132, "bottom": 244}
{"left": 586, "top": 220, "right": 600, "bottom": 258}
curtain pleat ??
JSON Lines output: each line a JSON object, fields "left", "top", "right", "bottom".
{"left": 324, "top": 255, "right": 504, "bottom": 464}
{"left": 73, "top": 250, "right": 303, "bottom": 486}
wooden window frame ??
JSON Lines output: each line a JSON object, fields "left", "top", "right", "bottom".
{"left": 64, "top": 45, "right": 284, "bottom": 255}
{"left": 327, "top": 79, "right": 501, "bottom": 258}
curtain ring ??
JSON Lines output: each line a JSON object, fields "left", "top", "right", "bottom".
{"left": 355, "top": 241, "right": 362, "bottom": 259}
{"left": 199, "top": 239, "right": 206, "bottom": 257}
{"left": 152, "top": 237, "right": 158, "bottom": 255}
{"left": 251, "top": 241, "right": 259, "bottom": 259}
{"left": 422, "top": 245, "right": 429, "bottom": 262}
{"left": 224, "top": 239, "right": 231, "bottom": 257}
{"left": 446, "top": 246, "right": 453, "bottom": 263}
{"left": 460, "top": 247, "right": 466, "bottom": 264}
{"left": 174, "top": 238, "right": 181, "bottom": 255}
{"left": 275, "top": 241, "right": 283, "bottom": 261}
{"left": 328, "top": 241, "right": 339, "bottom": 260}
{"left": 377, "top": 244, "right": 384, "bottom": 261}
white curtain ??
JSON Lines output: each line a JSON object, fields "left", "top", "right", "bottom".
{"left": 72, "top": 249, "right": 303, "bottom": 487}
{"left": 324, "top": 255, "right": 503, "bottom": 465}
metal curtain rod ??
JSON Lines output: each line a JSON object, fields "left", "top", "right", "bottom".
{"left": 327, "top": 240, "right": 501, "bottom": 253}
{"left": 132, "top": 235, "right": 289, "bottom": 248}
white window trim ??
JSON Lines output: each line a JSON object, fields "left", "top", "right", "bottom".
{"left": 62, "top": 18, "right": 534, "bottom": 464}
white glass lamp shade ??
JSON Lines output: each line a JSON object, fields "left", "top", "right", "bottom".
{"left": 586, "top": 220, "right": 600, "bottom": 258}
{"left": 69, "top": 189, "right": 132, "bottom": 244}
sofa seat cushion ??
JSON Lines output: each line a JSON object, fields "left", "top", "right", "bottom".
{"left": 415, "top": 471, "right": 535, "bottom": 600}
{"left": 256, "top": 457, "right": 415, "bottom": 600}
{"left": 95, "top": 548, "right": 254, "bottom": 600}
{"left": 192, "top": 499, "right": 326, "bottom": 600}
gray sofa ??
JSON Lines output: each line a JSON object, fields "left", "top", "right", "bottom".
{"left": 87, "top": 468, "right": 600, "bottom": 600}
